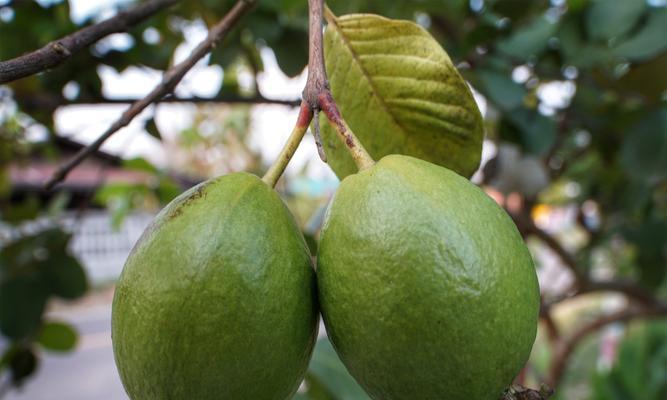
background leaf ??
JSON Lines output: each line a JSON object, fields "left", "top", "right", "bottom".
{"left": 38, "top": 321, "right": 78, "bottom": 352}
{"left": 585, "top": 0, "right": 646, "bottom": 41}
{"left": 297, "top": 338, "right": 370, "bottom": 400}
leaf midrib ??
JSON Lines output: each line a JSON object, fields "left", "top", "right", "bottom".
{"left": 327, "top": 16, "right": 411, "bottom": 143}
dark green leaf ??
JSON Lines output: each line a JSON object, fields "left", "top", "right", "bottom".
{"left": 9, "top": 347, "right": 38, "bottom": 386}
{"left": 501, "top": 108, "right": 557, "bottom": 155}
{"left": 271, "top": 28, "right": 308, "bottom": 77}
{"left": 144, "top": 117, "right": 162, "bottom": 141}
{"left": 477, "top": 69, "right": 526, "bottom": 111}
{"left": 0, "top": 276, "right": 50, "bottom": 339}
{"left": 38, "top": 321, "right": 78, "bottom": 352}
{"left": 496, "top": 15, "right": 559, "bottom": 60}
{"left": 44, "top": 253, "right": 88, "bottom": 300}
{"left": 613, "top": 9, "right": 667, "bottom": 61}
{"left": 304, "top": 338, "right": 370, "bottom": 400}
{"left": 1, "top": 196, "right": 41, "bottom": 225}
{"left": 156, "top": 179, "right": 182, "bottom": 204}
{"left": 586, "top": 0, "right": 646, "bottom": 41}
{"left": 123, "top": 157, "right": 158, "bottom": 174}
{"left": 620, "top": 109, "right": 667, "bottom": 184}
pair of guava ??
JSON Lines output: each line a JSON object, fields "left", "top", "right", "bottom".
{"left": 111, "top": 153, "right": 539, "bottom": 400}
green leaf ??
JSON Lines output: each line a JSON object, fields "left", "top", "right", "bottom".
{"left": 558, "top": 16, "right": 614, "bottom": 69}
{"left": 38, "top": 321, "right": 78, "bottom": 352}
{"left": 8, "top": 346, "right": 38, "bottom": 386}
{"left": 502, "top": 108, "right": 557, "bottom": 155}
{"left": 0, "top": 275, "right": 50, "bottom": 339}
{"left": 586, "top": 0, "right": 646, "bottom": 41}
{"left": 123, "top": 157, "right": 158, "bottom": 174}
{"left": 156, "top": 179, "right": 182, "bottom": 205}
{"left": 496, "top": 15, "right": 559, "bottom": 60}
{"left": 44, "top": 253, "right": 88, "bottom": 300}
{"left": 321, "top": 13, "right": 484, "bottom": 179}
{"left": 270, "top": 28, "right": 309, "bottom": 77}
{"left": 592, "top": 321, "right": 667, "bottom": 400}
{"left": 620, "top": 109, "right": 667, "bottom": 184}
{"left": 304, "top": 338, "right": 370, "bottom": 400}
{"left": 477, "top": 69, "right": 526, "bottom": 111}
{"left": 298, "top": 373, "right": 337, "bottom": 400}
{"left": 614, "top": 8, "right": 667, "bottom": 61}
{"left": 624, "top": 220, "right": 667, "bottom": 289}
{"left": 144, "top": 117, "right": 162, "bottom": 141}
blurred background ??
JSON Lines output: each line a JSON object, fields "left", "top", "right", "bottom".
{"left": 1, "top": 0, "right": 666, "bottom": 399}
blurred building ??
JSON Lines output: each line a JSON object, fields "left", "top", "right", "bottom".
{"left": 4, "top": 136, "right": 194, "bottom": 283}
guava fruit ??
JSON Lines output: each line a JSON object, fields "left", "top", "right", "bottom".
{"left": 317, "top": 155, "right": 540, "bottom": 400}
{"left": 112, "top": 173, "right": 318, "bottom": 400}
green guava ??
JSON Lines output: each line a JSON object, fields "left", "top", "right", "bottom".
{"left": 317, "top": 155, "right": 540, "bottom": 400}
{"left": 112, "top": 173, "right": 318, "bottom": 399}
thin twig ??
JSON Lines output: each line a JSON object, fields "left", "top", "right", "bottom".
{"left": 262, "top": 101, "right": 313, "bottom": 187}
{"left": 511, "top": 205, "right": 585, "bottom": 294}
{"left": 45, "top": 0, "right": 257, "bottom": 190}
{"left": 581, "top": 280, "right": 667, "bottom": 309}
{"left": 16, "top": 93, "right": 300, "bottom": 110}
{"left": 0, "top": 0, "right": 181, "bottom": 84}
{"left": 546, "top": 305, "right": 667, "bottom": 387}
{"left": 526, "top": 221, "right": 586, "bottom": 286}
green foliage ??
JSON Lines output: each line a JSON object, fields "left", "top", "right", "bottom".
{"left": 295, "top": 338, "right": 370, "bottom": 400}
{"left": 0, "top": 228, "right": 87, "bottom": 386}
{"left": 591, "top": 322, "right": 667, "bottom": 400}
{"left": 37, "top": 321, "right": 78, "bottom": 352}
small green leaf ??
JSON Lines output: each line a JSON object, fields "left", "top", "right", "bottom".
{"left": 271, "top": 28, "right": 309, "bottom": 77}
{"left": 496, "top": 15, "right": 559, "bottom": 60}
{"left": 8, "top": 346, "right": 38, "bottom": 386}
{"left": 157, "top": 179, "right": 182, "bottom": 205}
{"left": 613, "top": 9, "right": 667, "bottom": 61}
{"left": 305, "top": 338, "right": 370, "bottom": 400}
{"left": 321, "top": 13, "right": 484, "bottom": 179}
{"left": 477, "top": 69, "right": 526, "bottom": 111}
{"left": 144, "top": 118, "right": 162, "bottom": 141}
{"left": 621, "top": 109, "right": 667, "bottom": 183}
{"left": 44, "top": 253, "right": 88, "bottom": 300}
{"left": 502, "top": 108, "right": 557, "bottom": 155}
{"left": 38, "top": 321, "right": 78, "bottom": 352}
{"left": 586, "top": 0, "right": 646, "bottom": 41}
{"left": 0, "top": 276, "right": 50, "bottom": 339}
{"left": 123, "top": 157, "right": 158, "bottom": 174}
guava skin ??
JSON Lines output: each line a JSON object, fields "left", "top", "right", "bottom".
{"left": 112, "top": 173, "right": 318, "bottom": 400}
{"left": 317, "top": 155, "right": 540, "bottom": 400}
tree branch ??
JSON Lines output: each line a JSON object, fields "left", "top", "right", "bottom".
{"left": 16, "top": 93, "right": 300, "bottom": 110}
{"left": 0, "top": 0, "right": 181, "bottom": 84}
{"left": 512, "top": 207, "right": 586, "bottom": 286}
{"left": 581, "top": 280, "right": 667, "bottom": 309}
{"left": 45, "top": 0, "right": 257, "bottom": 190}
{"left": 302, "top": 0, "right": 328, "bottom": 110}
{"left": 546, "top": 305, "right": 667, "bottom": 387}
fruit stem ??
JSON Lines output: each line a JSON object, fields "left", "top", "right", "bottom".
{"left": 323, "top": 4, "right": 336, "bottom": 25}
{"left": 319, "top": 91, "right": 375, "bottom": 171}
{"left": 262, "top": 101, "right": 314, "bottom": 187}
{"left": 303, "top": 0, "right": 375, "bottom": 171}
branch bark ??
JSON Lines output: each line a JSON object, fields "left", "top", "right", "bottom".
{"left": 0, "top": 0, "right": 181, "bottom": 84}
{"left": 16, "top": 93, "right": 300, "bottom": 110}
{"left": 45, "top": 0, "right": 257, "bottom": 190}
